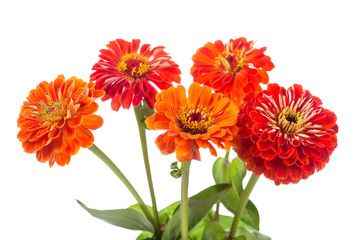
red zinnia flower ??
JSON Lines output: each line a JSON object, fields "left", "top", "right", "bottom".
{"left": 17, "top": 75, "right": 105, "bottom": 167}
{"left": 145, "top": 83, "right": 238, "bottom": 162}
{"left": 232, "top": 83, "right": 338, "bottom": 185}
{"left": 191, "top": 38, "right": 274, "bottom": 107}
{"left": 90, "top": 39, "right": 181, "bottom": 111}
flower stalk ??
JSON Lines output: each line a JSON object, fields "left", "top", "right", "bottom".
{"left": 180, "top": 161, "right": 191, "bottom": 240}
{"left": 229, "top": 173, "right": 260, "bottom": 238}
{"left": 88, "top": 144, "right": 160, "bottom": 236}
{"left": 224, "top": 151, "right": 230, "bottom": 161}
{"left": 133, "top": 106, "right": 161, "bottom": 236}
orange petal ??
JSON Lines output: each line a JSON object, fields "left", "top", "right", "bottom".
{"left": 67, "top": 116, "right": 84, "bottom": 128}
{"left": 54, "top": 152, "right": 71, "bottom": 166}
{"left": 81, "top": 115, "right": 103, "bottom": 130}
{"left": 36, "top": 142, "right": 54, "bottom": 163}
{"left": 146, "top": 112, "right": 169, "bottom": 130}
{"left": 35, "top": 134, "right": 50, "bottom": 150}
{"left": 155, "top": 132, "right": 176, "bottom": 155}
{"left": 176, "top": 85, "right": 187, "bottom": 107}
{"left": 76, "top": 102, "right": 99, "bottom": 115}
{"left": 48, "top": 127, "right": 61, "bottom": 139}
{"left": 75, "top": 127, "right": 94, "bottom": 148}
{"left": 197, "top": 86, "right": 212, "bottom": 107}
{"left": 196, "top": 139, "right": 208, "bottom": 148}
{"left": 188, "top": 83, "right": 201, "bottom": 106}
{"left": 23, "top": 141, "right": 36, "bottom": 153}
{"left": 64, "top": 125, "right": 76, "bottom": 138}
{"left": 63, "top": 136, "right": 80, "bottom": 156}
{"left": 52, "top": 132, "right": 64, "bottom": 152}
{"left": 212, "top": 97, "right": 230, "bottom": 115}
{"left": 17, "top": 129, "right": 33, "bottom": 141}
{"left": 175, "top": 140, "right": 192, "bottom": 157}
{"left": 207, "top": 142, "right": 217, "bottom": 157}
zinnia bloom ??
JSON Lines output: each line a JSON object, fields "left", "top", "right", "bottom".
{"left": 17, "top": 75, "right": 105, "bottom": 167}
{"left": 146, "top": 83, "right": 238, "bottom": 162}
{"left": 191, "top": 38, "right": 274, "bottom": 106}
{"left": 232, "top": 83, "right": 338, "bottom": 185}
{"left": 90, "top": 39, "right": 181, "bottom": 111}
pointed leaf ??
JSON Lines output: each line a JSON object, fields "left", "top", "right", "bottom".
{"left": 242, "top": 201, "right": 260, "bottom": 231}
{"left": 202, "top": 222, "right": 227, "bottom": 240}
{"left": 188, "top": 210, "right": 214, "bottom": 240}
{"left": 162, "top": 184, "right": 231, "bottom": 240}
{"left": 212, "top": 157, "right": 260, "bottom": 231}
{"left": 230, "top": 157, "right": 246, "bottom": 195}
{"left": 212, "top": 157, "right": 241, "bottom": 213}
{"left": 128, "top": 204, "right": 153, "bottom": 216}
{"left": 159, "top": 201, "right": 180, "bottom": 225}
{"left": 77, "top": 200, "right": 154, "bottom": 233}
{"left": 212, "top": 157, "right": 231, "bottom": 184}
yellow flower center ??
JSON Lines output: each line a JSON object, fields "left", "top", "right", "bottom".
{"left": 215, "top": 45, "right": 247, "bottom": 73}
{"left": 178, "top": 105, "right": 215, "bottom": 134}
{"left": 36, "top": 99, "right": 67, "bottom": 124}
{"left": 117, "top": 53, "right": 150, "bottom": 78}
{"left": 277, "top": 108, "right": 304, "bottom": 135}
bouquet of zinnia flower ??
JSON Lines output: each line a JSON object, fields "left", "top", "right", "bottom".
{"left": 17, "top": 38, "right": 338, "bottom": 240}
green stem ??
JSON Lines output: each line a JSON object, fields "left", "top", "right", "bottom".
{"left": 88, "top": 144, "right": 160, "bottom": 235}
{"left": 214, "top": 201, "right": 220, "bottom": 222}
{"left": 224, "top": 151, "right": 230, "bottom": 161}
{"left": 133, "top": 106, "right": 161, "bottom": 235}
{"left": 180, "top": 161, "right": 191, "bottom": 240}
{"left": 229, "top": 174, "right": 260, "bottom": 238}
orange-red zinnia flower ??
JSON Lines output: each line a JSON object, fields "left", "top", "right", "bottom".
{"left": 17, "top": 75, "right": 105, "bottom": 167}
{"left": 90, "top": 39, "right": 181, "bottom": 111}
{"left": 146, "top": 83, "right": 238, "bottom": 162}
{"left": 191, "top": 38, "right": 274, "bottom": 106}
{"left": 232, "top": 83, "right": 338, "bottom": 185}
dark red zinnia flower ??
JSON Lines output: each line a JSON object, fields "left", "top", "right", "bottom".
{"left": 232, "top": 83, "right": 338, "bottom": 185}
{"left": 191, "top": 38, "right": 274, "bottom": 107}
{"left": 90, "top": 39, "right": 181, "bottom": 111}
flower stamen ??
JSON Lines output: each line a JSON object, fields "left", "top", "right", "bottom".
{"left": 178, "top": 105, "right": 215, "bottom": 134}
{"left": 215, "top": 46, "right": 247, "bottom": 73}
{"left": 34, "top": 99, "right": 67, "bottom": 123}
{"left": 117, "top": 53, "right": 150, "bottom": 78}
{"left": 277, "top": 108, "right": 304, "bottom": 135}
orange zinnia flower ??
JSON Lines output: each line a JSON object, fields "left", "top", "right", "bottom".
{"left": 146, "top": 83, "right": 238, "bottom": 162}
{"left": 17, "top": 75, "right": 105, "bottom": 167}
{"left": 191, "top": 38, "right": 274, "bottom": 106}
{"left": 232, "top": 83, "right": 338, "bottom": 185}
{"left": 90, "top": 39, "right": 181, "bottom": 111}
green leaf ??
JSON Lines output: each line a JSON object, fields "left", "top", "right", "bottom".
{"left": 230, "top": 157, "right": 246, "bottom": 195}
{"left": 218, "top": 215, "right": 234, "bottom": 230}
{"left": 128, "top": 204, "right": 153, "bottom": 216}
{"left": 136, "top": 231, "right": 154, "bottom": 240}
{"left": 140, "top": 101, "right": 155, "bottom": 118}
{"left": 162, "top": 184, "right": 231, "bottom": 240}
{"left": 213, "top": 157, "right": 231, "bottom": 184}
{"left": 188, "top": 210, "right": 214, "bottom": 240}
{"left": 242, "top": 200, "right": 260, "bottom": 231}
{"left": 202, "top": 222, "right": 227, "bottom": 240}
{"left": 170, "top": 169, "right": 182, "bottom": 178}
{"left": 213, "top": 157, "right": 241, "bottom": 213}
{"left": 159, "top": 201, "right": 180, "bottom": 225}
{"left": 236, "top": 226, "right": 271, "bottom": 240}
{"left": 77, "top": 200, "right": 154, "bottom": 233}
{"left": 212, "top": 157, "right": 260, "bottom": 231}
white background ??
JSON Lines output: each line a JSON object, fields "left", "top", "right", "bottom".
{"left": 1, "top": 0, "right": 355, "bottom": 239}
